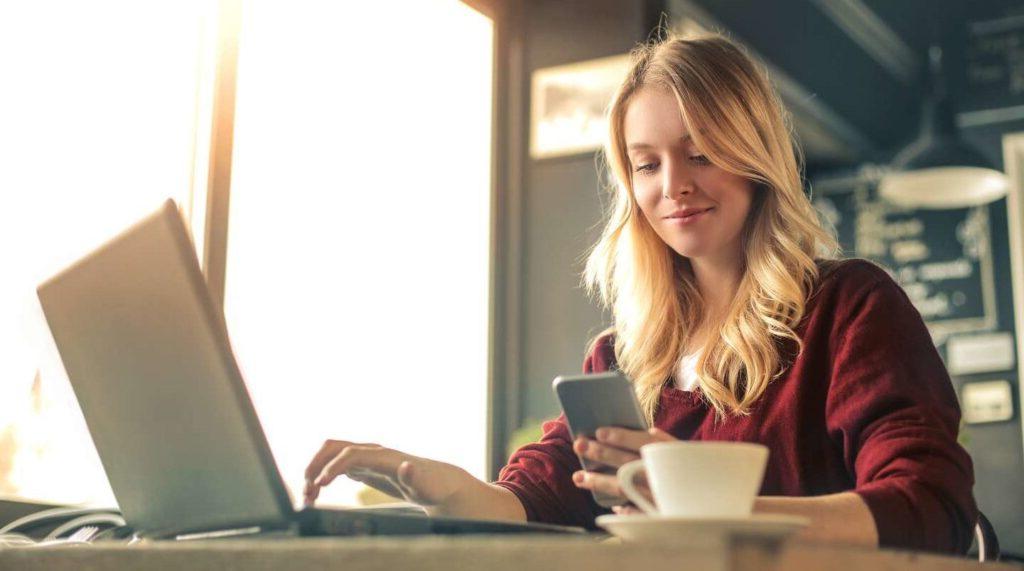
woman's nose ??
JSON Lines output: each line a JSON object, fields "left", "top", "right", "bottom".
{"left": 662, "top": 163, "right": 695, "bottom": 200}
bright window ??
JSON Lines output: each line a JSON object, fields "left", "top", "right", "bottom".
{"left": 0, "top": 1, "right": 214, "bottom": 505}
{"left": 224, "top": 1, "right": 494, "bottom": 506}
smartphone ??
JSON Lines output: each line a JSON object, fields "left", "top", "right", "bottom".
{"left": 552, "top": 371, "right": 649, "bottom": 508}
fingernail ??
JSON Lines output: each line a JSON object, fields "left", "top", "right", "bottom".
{"left": 572, "top": 471, "right": 583, "bottom": 483}
{"left": 596, "top": 428, "right": 608, "bottom": 441}
{"left": 577, "top": 439, "right": 588, "bottom": 452}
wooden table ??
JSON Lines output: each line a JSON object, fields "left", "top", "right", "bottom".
{"left": 0, "top": 536, "right": 1020, "bottom": 571}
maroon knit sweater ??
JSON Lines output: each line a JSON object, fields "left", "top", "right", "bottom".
{"left": 494, "top": 259, "right": 977, "bottom": 554}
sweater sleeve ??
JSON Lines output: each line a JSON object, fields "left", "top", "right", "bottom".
{"left": 492, "top": 336, "right": 615, "bottom": 529}
{"left": 825, "top": 266, "right": 977, "bottom": 553}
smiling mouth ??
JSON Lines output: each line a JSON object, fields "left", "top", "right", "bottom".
{"left": 667, "top": 208, "right": 713, "bottom": 219}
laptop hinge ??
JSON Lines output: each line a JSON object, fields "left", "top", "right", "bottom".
{"left": 174, "top": 526, "right": 266, "bottom": 541}
{"left": 143, "top": 519, "right": 298, "bottom": 541}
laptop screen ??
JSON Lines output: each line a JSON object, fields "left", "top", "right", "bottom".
{"left": 37, "top": 200, "right": 295, "bottom": 537}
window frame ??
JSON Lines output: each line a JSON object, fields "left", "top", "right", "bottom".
{"left": 198, "top": 0, "right": 509, "bottom": 479}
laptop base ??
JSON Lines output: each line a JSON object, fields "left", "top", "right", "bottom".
{"left": 297, "top": 507, "right": 589, "bottom": 537}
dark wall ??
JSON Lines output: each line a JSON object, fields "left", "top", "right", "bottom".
{"left": 489, "top": 0, "right": 658, "bottom": 472}
{"left": 518, "top": 0, "right": 650, "bottom": 424}
{"left": 957, "top": 119, "right": 1024, "bottom": 554}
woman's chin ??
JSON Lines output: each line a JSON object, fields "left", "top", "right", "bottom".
{"left": 669, "top": 244, "right": 708, "bottom": 260}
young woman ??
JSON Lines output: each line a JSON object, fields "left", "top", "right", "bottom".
{"left": 303, "top": 35, "right": 976, "bottom": 554}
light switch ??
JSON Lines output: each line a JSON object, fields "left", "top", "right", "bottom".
{"left": 961, "top": 380, "right": 1014, "bottom": 425}
{"left": 947, "top": 333, "right": 1016, "bottom": 375}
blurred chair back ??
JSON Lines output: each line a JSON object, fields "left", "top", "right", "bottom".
{"left": 975, "top": 512, "right": 999, "bottom": 562}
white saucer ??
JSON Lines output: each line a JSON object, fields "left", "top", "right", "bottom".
{"left": 595, "top": 513, "right": 809, "bottom": 546}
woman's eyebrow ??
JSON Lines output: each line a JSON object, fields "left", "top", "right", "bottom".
{"left": 626, "top": 135, "right": 693, "bottom": 151}
{"left": 626, "top": 143, "right": 654, "bottom": 151}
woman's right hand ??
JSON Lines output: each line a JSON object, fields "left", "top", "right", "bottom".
{"left": 302, "top": 440, "right": 475, "bottom": 513}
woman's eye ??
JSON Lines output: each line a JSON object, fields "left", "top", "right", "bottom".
{"left": 634, "top": 163, "right": 658, "bottom": 175}
{"left": 689, "top": 155, "right": 710, "bottom": 166}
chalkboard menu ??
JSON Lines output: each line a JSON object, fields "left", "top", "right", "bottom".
{"left": 812, "top": 172, "right": 998, "bottom": 341}
{"left": 965, "top": 13, "right": 1024, "bottom": 112}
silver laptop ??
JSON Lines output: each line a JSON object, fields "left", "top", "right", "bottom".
{"left": 37, "top": 199, "right": 584, "bottom": 539}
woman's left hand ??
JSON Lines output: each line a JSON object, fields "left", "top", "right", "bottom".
{"left": 571, "top": 426, "right": 676, "bottom": 512}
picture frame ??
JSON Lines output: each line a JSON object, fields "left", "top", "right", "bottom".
{"left": 529, "top": 54, "right": 631, "bottom": 159}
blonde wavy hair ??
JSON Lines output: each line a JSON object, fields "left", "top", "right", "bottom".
{"left": 584, "top": 34, "right": 840, "bottom": 422}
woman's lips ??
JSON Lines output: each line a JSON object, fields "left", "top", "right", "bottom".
{"left": 665, "top": 207, "right": 713, "bottom": 225}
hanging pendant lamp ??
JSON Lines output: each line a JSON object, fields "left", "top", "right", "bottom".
{"left": 878, "top": 46, "right": 1009, "bottom": 209}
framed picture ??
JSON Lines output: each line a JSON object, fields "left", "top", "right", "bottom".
{"left": 529, "top": 54, "right": 631, "bottom": 159}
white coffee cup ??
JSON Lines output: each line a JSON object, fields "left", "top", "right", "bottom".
{"left": 616, "top": 441, "right": 768, "bottom": 518}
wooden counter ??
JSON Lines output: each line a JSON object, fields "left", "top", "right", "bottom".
{"left": 0, "top": 536, "right": 1020, "bottom": 571}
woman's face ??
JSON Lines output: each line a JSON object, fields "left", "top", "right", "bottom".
{"left": 623, "top": 87, "right": 756, "bottom": 263}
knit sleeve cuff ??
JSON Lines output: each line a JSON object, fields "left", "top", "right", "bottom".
{"left": 490, "top": 479, "right": 539, "bottom": 522}
{"left": 854, "top": 482, "right": 915, "bottom": 550}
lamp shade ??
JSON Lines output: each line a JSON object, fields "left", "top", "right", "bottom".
{"left": 879, "top": 166, "right": 1009, "bottom": 209}
{"left": 878, "top": 47, "right": 1009, "bottom": 209}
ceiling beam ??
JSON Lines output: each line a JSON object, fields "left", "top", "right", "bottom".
{"left": 670, "top": 0, "right": 925, "bottom": 165}
{"left": 809, "top": 0, "right": 919, "bottom": 85}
